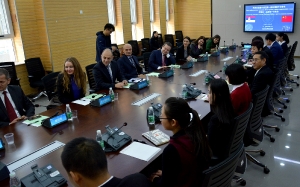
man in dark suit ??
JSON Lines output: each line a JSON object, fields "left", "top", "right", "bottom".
{"left": 0, "top": 68, "right": 35, "bottom": 128}
{"left": 117, "top": 44, "right": 143, "bottom": 80}
{"left": 265, "top": 33, "right": 284, "bottom": 66}
{"left": 247, "top": 51, "right": 274, "bottom": 116}
{"left": 148, "top": 42, "right": 176, "bottom": 72}
{"left": 61, "top": 137, "right": 151, "bottom": 187}
{"left": 93, "top": 49, "right": 128, "bottom": 91}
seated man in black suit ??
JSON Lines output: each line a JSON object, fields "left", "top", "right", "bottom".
{"left": 148, "top": 42, "right": 176, "bottom": 72}
{"left": 117, "top": 44, "right": 143, "bottom": 80}
{"left": 93, "top": 49, "right": 128, "bottom": 90}
{"left": 61, "top": 137, "right": 151, "bottom": 187}
{"left": 247, "top": 51, "right": 274, "bottom": 116}
{"left": 0, "top": 68, "right": 35, "bottom": 128}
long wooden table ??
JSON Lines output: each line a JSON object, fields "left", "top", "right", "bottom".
{"left": 0, "top": 49, "right": 243, "bottom": 186}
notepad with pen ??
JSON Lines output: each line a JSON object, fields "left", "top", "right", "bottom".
{"left": 142, "top": 129, "right": 170, "bottom": 146}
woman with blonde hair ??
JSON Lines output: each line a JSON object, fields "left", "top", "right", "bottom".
{"left": 56, "top": 57, "right": 86, "bottom": 104}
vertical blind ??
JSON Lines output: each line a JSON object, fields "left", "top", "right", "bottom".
{"left": 166, "top": 0, "right": 169, "bottom": 21}
{"left": 130, "top": 0, "right": 137, "bottom": 23}
{"left": 149, "top": 0, "right": 154, "bottom": 22}
{"left": 107, "top": 0, "right": 116, "bottom": 25}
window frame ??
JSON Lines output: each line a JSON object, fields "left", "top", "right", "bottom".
{"left": 0, "top": 0, "right": 14, "bottom": 39}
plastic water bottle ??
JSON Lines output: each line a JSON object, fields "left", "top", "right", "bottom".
{"left": 223, "top": 61, "right": 227, "bottom": 74}
{"left": 181, "top": 84, "right": 187, "bottom": 99}
{"left": 66, "top": 104, "right": 72, "bottom": 121}
{"left": 148, "top": 106, "right": 155, "bottom": 126}
{"left": 146, "top": 75, "right": 151, "bottom": 86}
{"left": 206, "top": 52, "right": 208, "bottom": 57}
{"left": 96, "top": 130, "right": 105, "bottom": 150}
{"left": 109, "top": 87, "right": 115, "bottom": 102}
{"left": 10, "top": 172, "right": 21, "bottom": 187}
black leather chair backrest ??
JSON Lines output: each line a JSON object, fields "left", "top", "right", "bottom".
{"left": 25, "top": 57, "right": 45, "bottom": 81}
{"left": 175, "top": 30, "right": 183, "bottom": 42}
{"left": 244, "top": 86, "right": 269, "bottom": 146}
{"left": 158, "top": 33, "right": 163, "bottom": 47}
{"left": 0, "top": 62, "right": 20, "bottom": 86}
{"left": 143, "top": 52, "right": 151, "bottom": 72}
{"left": 111, "top": 43, "right": 119, "bottom": 49}
{"left": 227, "top": 103, "right": 253, "bottom": 156}
{"left": 141, "top": 38, "right": 150, "bottom": 51}
{"left": 128, "top": 40, "right": 140, "bottom": 56}
{"left": 41, "top": 72, "right": 60, "bottom": 101}
{"left": 85, "top": 63, "right": 97, "bottom": 93}
{"left": 287, "top": 41, "right": 297, "bottom": 71}
{"left": 164, "top": 34, "right": 175, "bottom": 47}
{"left": 201, "top": 144, "right": 244, "bottom": 187}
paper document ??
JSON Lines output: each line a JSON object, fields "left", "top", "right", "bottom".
{"left": 147, "top": 72, "right": 160, "bottom": 77}
{"left": 72, "top": 99, "right": 91, "bottom": 106}
{"left": 120, "top": 142, "right": 161, "bottom": 161}
{"left": 84, "top": 94, "right": 103, "bottom": 100}
{"left": 23, "top": 115, "right": 49, "bottom": 127}
{"left": 168, "top": 64, "right": 181, "bottom": 68}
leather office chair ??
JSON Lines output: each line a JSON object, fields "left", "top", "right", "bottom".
{"left": 128, "top": 40, "right": 143, "bottom": 61}
{"left": 244, "top": 86, "right": 270, "bottom": 174}
{"left": 141, "top": 38, "right": 150, "bottom": 54}
{"left": 201, "top": 144, "right": 244, "bottom": 187}
{"left": 85, "top": 63, "right": 97, "bottom": 94}
{"left": 25, "top": 57, "right": 48, "bottom": 102}
{"left": 164, "top": 34, "right": 177, "bottom": 54}
{"left": 41, "top": 72, "right": 61, "bottom": 110}
{"left": 0, "top": 62, "right": 20, "bottom": 86}
{"left": 175, "top": 30, "right": 183, "bottom": 47}
{"left": 286, "top": 41, "right": 299, "bottom": 86}
{"left": 158, "top": 33, "right": 163, "bottom": 47}
{"left": 142, "top": 52, "right": 151, "bottom": 73}
{"left": 111, "top": 43, "right": 120, "bottom": 61}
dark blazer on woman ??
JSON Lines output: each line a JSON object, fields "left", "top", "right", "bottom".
{"left": 150, "top": 37, "right": 160, "bottom": 51}
{"left": 190, "top": 43, "right": 204, "bottom": 58}
{"left": 56, "top": 73, "right": 85, "bottom": 104}
{"left": 0, "top": 85, "right": 35, "bottom": 127}
{"left": 176, "top": 45, "right": 191, "bottom": 61}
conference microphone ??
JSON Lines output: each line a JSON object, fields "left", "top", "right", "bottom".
{"left": 107, "top": 122, "right": 128, "bottom": 140}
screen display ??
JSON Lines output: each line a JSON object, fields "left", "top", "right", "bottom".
{"left": 99, "top": 95, "right": 112, "bottom": 106}
{"left": 244, "top": 2, "right": 296, "bottom": 33}
{"left": 49, "top": 113, "right": 68, "bottom": 127}
{"left": 0, "top": 139, "right": 4, "bottom": 149}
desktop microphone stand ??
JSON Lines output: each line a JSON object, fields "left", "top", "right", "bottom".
{"left": 103, "top": 127, "right": 132, "bottom": 152}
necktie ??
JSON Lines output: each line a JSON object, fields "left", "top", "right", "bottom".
{"left": 3, "top": 91, "right": 17, "bottom": 122}
{"left": 107, "top": 64, "right": 113, "bottom": 83}
{"left": 162, "top": 55, "right": 166, "bottom": 66}
{"left": 129, "top": 56, "right": 136, "bottom": 67}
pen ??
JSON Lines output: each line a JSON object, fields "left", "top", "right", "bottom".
{"left": 133, "top": 139, "right": 147, "bottom": 144}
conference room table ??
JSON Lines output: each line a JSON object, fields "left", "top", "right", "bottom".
{"left": 0, "top": 48, "right": 245, "bottom": 186}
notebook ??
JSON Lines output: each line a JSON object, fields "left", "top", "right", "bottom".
{"left": 142, "top": 129, "right": 170, "bottom": 146}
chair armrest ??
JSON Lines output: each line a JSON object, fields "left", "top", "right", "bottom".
{"left": 46, "top": 71, "right": 53, "bottom": 74}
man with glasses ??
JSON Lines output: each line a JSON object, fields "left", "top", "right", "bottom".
{"left": 148, "top": 42, "right": 176, "bottom": 72}
{"left": 96, "top": 23, "right": 115, "bottom": 63}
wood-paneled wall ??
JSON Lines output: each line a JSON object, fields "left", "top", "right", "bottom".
{"left": 10, "top": 0, "right": 211, "bottom": 95}
{"left": 175, "top": 0, "right": 211, "bottom": 39}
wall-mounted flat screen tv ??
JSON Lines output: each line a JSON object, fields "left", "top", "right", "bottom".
{"left": 244, "top": 2, "right": 296, "bottom": 33}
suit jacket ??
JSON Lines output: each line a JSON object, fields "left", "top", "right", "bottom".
{"left": 263, "top": 46, "right": 274, "bottom": 70}
{"left": 148, "top": 50, "right": 176, "bottom": 72}
{"left": 117, "top": 55, "right": 142, "bottom": 80}
{"left": 176, "top": 45, "right": 191, "bottom": 61}
{"left": 93, "top": 60, "right": 125, "bottom": 91}
{"left": 269, "top": 41, "right": 284, "bottom": 66}
{"left": 248, "top": 65, "right": 274, "bottom": 96}
{"left": 0, "top": 85, "right": 35, "bottom": 128}
{"left": 56, "top": 73, "right": 85, "bottom": 104}
{"left": 102, "top": 174, "right": 151, "bottom": 187}
{"left": 281, "top": 42, "right": 288, "bottom": 56}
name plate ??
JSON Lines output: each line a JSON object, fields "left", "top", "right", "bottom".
{"left": 229, "top": 45, "right": 237, "bottom": 49}
{"left": 42, "top": 113, "right": 68, "bottom": 128}
{"left": 211, "top": 51, "right": 220, "bottom": 57}
{"left": 159, "top": 69, "right": 174, "bottom": 78}
{"left": 181, "top": 61, "right": 193, "bottom": 69}
{"left": 130, "top": 80, "right": 148, "bottom": 90}
{"left": 90, "top": 95, "right": 112, "bottom": 107}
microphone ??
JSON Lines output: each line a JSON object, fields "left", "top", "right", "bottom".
{"left": 34, "top": 104, "right": 48, "bottom": 107}
{"left": 224, "top": 40, "right": 225, "bottom": 47}
{"left": 107, "top": 122, "right": 128, "bottom": 140}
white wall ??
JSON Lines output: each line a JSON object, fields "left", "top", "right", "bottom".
{"left": 212, "top": 0, "right": 300, "bottom": 56}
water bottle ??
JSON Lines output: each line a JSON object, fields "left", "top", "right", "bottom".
{"left": 66, "top": 104, "right": 72, "bottom": 121}
{"left": 10, "top": 172, "right": 21, "bottom": 187}
{"left": 96, "top": 130, "right": 105, "bottom": 150}
{"left": 148, "top": 106, "right": 155, "bottom": 126}
{"left": 181, "top": 84, "right": 187, "bottom": 99}
{"left": 109, "top": 87, "right": 115, "bottom": 102}
{"left": 206, "top": 52, "right": 208, "bottom": 57}
{"left": 223, "top": 61, "right": 227, "bottom": 75}
{"left": 146, "top": 75, "right": 151, "bottom": 86}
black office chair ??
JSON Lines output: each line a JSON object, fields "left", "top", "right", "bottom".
{"left": 128, "top": 40, "right": 143, "bottom": 61}
{"left": 175, "top": 30, "right": 183, "bottom": 46}
{"left": 141, "top": 38, "right": 150, "bottom": 54}
{"left": 142, "top": 52, "right": 151, "bottom": 73}
{"left": 286, "top": 41, "right": 299, "bottom": 85}
{"left": 164, "top": 34, "right": 177, "bottom": 54}
{"left": 244, "top": 86, "right": 270, "bottom": 174}
{"left": 201, "top": 144, "right": 244, "bottom": 187}
{"left": 25, "top": 57, "right": 48, "bottom": 102}
{"left": 85, "top": 63, "right": 97, "bottom": 94}
{"left": 111, "top": 43, "right": 120, "bottom": 61}
{"left": 158, "top": 33, "right": 163, "bottom": 47}
{"left": 0, "top": 62, "right": 20, "bottom": 86}
{"left": 41, "top": 72, "right": 61, "bottom": 110}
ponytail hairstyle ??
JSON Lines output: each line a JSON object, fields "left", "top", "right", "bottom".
{"left": 209, "top": 79, "right": 235, "bottom": 124}
{"left": 164, "top": 97, "right": 212, "bottom": 161}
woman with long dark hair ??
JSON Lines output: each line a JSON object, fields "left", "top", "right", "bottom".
{"left": 190, "top": 36, "right": 206, "bottom": 58}
{"left": 56, "top": 57, "right": 86, "bottom": 104}
{"left": 205, "top": 34, "right": 220, "bottom": 52}
{"left": 150, "top": 97, "right": 211, "bottom": 187}
{"left": 150, "top": 31, "right": 160, "bottom": 51}
{"left": 276, "top": 32, "right": 290, "bottom": 56}
{"left": 207, "top": 79, "right": 235, "bottom": 160}
{"left": 176, "top": 36, "right": 192, "bottom": 61}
